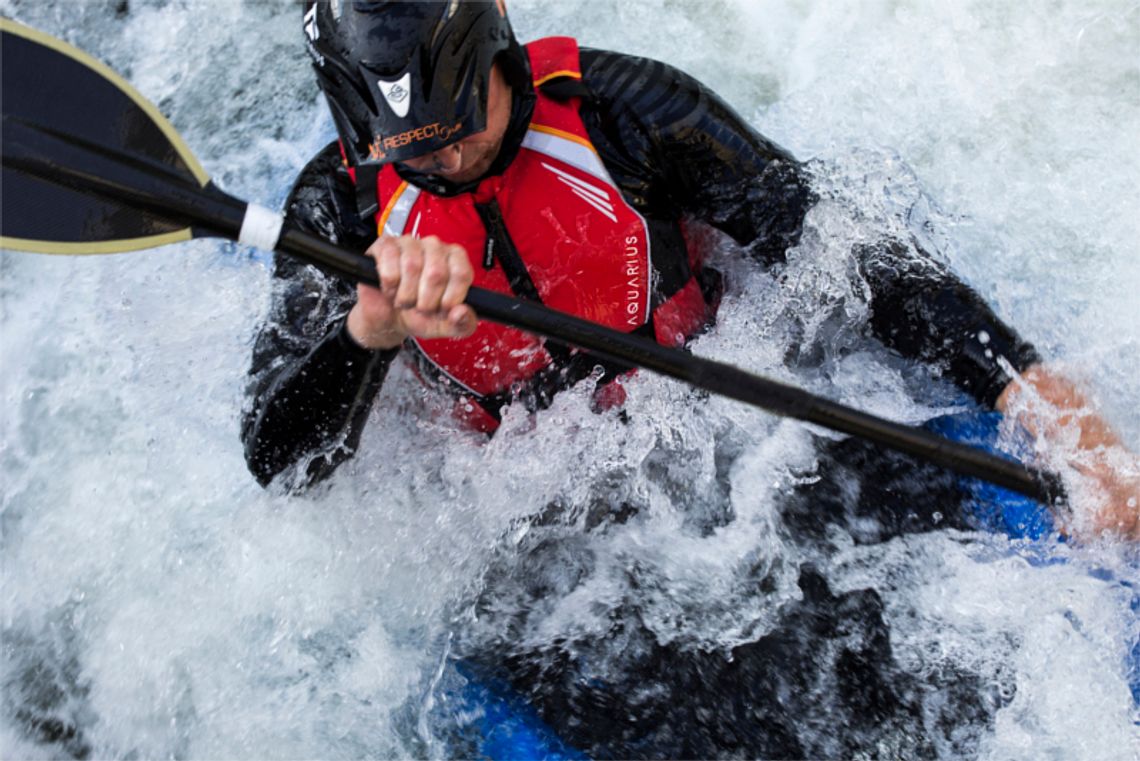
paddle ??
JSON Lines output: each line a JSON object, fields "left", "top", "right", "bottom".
{"left": 0, "top": 19, "right": 1062, "bottom": 504}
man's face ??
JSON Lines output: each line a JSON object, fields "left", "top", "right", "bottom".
{"left": 397, "top": 62, "right": 512, "bottom": 184}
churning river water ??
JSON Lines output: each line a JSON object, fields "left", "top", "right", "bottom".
{"left": 2, "top": 1, "right": 1138, "bottom": 759}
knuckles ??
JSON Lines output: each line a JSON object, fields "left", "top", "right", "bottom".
{"left": 366, "top": 235, "right": 473, "bottom": 313}
{"left": 423, "top": 262, "right": 449, "bottom": 286}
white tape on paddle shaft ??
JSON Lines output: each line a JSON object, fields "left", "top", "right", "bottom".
{"left": 238, "top": 203, "right": 284, "bottom": 252}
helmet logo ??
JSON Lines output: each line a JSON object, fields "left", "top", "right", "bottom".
{"left": 371, "top": 120, "right": 465, "bottom": 161}
{"left": 378, "top": 73, "right": 412, "bottom": 118}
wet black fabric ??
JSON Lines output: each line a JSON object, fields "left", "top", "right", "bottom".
{"left": 241, "top": 47, "right": 1039, "bottom": 490}
{"left": 781, "top": 433, "right": 978, "bottom": 546}
{"left": 241, "top": 317, "right": 397, "bottom": 487}
{"left": 484, "top": 567, "right": 1000, "bottom": 760}
{"left": 466, "top": 441, "right": 1003, "bottom": 760}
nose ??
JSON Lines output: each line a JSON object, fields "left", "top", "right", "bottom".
{"left": 432, "top": 144, "right": 463, "bottom": 173}
{"left": 405, "top": 143, "right": 462, "bottom": 175}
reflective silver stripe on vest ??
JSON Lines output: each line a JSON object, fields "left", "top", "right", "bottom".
{"left": 521, "top": 129, "right": 616, "bottom": 187}
{"left": 383, "top": 183, "right": 422, "bottom": 237}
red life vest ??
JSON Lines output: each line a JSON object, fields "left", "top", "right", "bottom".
{"left": 367, "top": 37, "right": 714, "bottom": 431}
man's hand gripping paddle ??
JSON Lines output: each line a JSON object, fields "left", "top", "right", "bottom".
{"left": 0, "top": 19, "right": 1063, "bottom": 505}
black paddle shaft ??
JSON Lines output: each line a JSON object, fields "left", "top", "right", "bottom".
{"left": 3, "top": 114, "right": 380, "bottom": 283}
{"left": 457, "top": 289, "right": 1064, "bottom": 504}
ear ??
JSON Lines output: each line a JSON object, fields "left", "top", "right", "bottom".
{"left": 495, "top": 0, "right": 507, "bottom": 17}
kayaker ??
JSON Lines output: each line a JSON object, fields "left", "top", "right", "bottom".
{"left": 242, "top": 1, "right": 1137, "bottom": 538}
{"left": 236, "top": 3, "right": 1138, "bottom": 757}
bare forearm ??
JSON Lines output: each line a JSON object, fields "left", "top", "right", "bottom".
{"left": 997, "top": 365, "right": 1139, "bottom": 539}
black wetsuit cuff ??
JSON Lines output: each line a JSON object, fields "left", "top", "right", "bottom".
{"left": 972, "top": 338, "right": 1042, "bottom": 409}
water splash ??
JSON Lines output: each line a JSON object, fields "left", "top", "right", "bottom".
{"left": 2, "top": 1, "right": 1137, "bottom": 758}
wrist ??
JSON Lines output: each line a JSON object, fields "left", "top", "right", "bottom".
{"left": 345, "top": 305, "right": 405, "bottom": 351}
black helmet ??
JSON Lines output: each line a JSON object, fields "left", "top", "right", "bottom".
{"left": 303, "top": 0, "right": 526, "bottom": 167}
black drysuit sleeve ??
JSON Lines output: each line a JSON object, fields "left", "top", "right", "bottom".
{"left": 576, "top": 49, "right": 1040, "bottom": 406}
{"left": 240, "top": 143, "right": 398, "bottom": 489}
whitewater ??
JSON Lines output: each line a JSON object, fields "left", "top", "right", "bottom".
{"left": 1, "top": 1, "right": 1138, "bottom": 759}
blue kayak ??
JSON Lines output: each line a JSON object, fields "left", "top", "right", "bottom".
{"left": 430, "top": 660, "right": 586, "bottom": 760}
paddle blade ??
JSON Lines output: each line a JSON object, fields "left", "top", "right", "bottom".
{"left": 0, "top": 19, "right": 209, "bottom": 254}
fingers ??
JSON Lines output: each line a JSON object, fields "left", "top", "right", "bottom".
{"left": 998, "top": 365, "right": 1124, "bottom": 450}
{"left": 375, "top": 236, "right": 402, "bottom": 299}
{"left": 402, "top": 303, "right": 478, "bottom": 340}
{"left": 363, "top": 235, "right": 475, "bottom": 341}
{"left": 441, "top": 249, "right": 475, "bottom": 310}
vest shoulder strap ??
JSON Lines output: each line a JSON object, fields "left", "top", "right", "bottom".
{"left": 526, "top": 36, "right": 590, "bottom": 100}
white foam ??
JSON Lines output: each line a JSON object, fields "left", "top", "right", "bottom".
{"left": 2, "top": 1, "right": 1137, "bottom": 757}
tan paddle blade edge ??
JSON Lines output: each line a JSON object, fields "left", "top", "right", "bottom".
{"left": 1, "top": 18, "right": 208, "bottom": 254}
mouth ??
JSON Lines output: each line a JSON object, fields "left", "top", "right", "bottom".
{"left": 434, "top": 163, "right": 465, "bottom": 177}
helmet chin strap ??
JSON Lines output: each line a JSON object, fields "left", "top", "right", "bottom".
{"left": 353, "top": 164, "right": 380, "bottom": 219}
